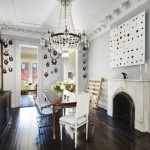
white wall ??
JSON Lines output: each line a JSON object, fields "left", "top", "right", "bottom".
{"left": 88, "top": 2, "right": 150, "bottom": 110}
{"left": 110, "top": 3, "right": 150, "bottom": 80}
{"left": 42, "top": 47, "right": 63, "bottom": 90}
{"left": 2, "top": 35, "right": 63, "bottom": 108}
{"left": 88, "top": 32, "right": 110, "bottom": 78}
{"left": 88, "top": 32, "right": 110, "bottom": 109}
{"left": 2, "top": 36, "right": 40, "bottom": 107}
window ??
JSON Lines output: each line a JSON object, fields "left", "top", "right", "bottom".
{"left": 21, "top": 62, "right": 38, "bottom": 84}
{"left": 32, "top": 63, "right": 37, "bottom": 84}
{"left": 21, "top": 62, "right": 29, "bottom": 82}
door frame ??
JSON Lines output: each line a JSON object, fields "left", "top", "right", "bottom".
{"left": 15, "top": 40, "right": 42, "bottom": 107}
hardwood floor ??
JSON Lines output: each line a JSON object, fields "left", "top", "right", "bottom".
{"left": 0, "top": 107, "right": 150, "bottom": 150}
{"left": 21, "top": 95, "right": 35, "bottom": 107}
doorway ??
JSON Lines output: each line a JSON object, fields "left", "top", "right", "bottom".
{"left": 20, "top": 46, "right": 38, "bottom": 107}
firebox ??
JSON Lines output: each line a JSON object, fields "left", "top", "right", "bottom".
{"left": 113, "top": 92, "right": 135, "bottom": 127}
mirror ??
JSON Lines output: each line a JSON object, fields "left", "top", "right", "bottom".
{"left": 0, "top": 39, "right": 3, "bottom": 92}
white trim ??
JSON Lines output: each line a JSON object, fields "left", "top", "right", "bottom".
{"left": 14, "top": 40, "right": 42, "bottom": 107}
{"left": 88, "top": 0, "right": 148, "bottom": 41}
{"left": 0, "top": 0, "right": 148, "bottom": 42}
{"left": 75, "top": 50, "right": 79, "bottom": 94}
{"left": 89, "top": 26, "right": 110, "bottom": 41}
{"left": 110, "top": 0, "right": 148, "bottom": 25}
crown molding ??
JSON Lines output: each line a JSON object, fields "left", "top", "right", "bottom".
{"left": 0, "top": 0, "right": 149, "bottom": 41}
{"left": 110, "top": 0, "right": 148, "bottom": 25}
{"left": 88, "top": 0, "right": 148, "bottom": 41}
{"left": 0, "top": 24, "right": 45, "bottom": 39}
{"left": 88, "top": 25, "right": 110, "bottom": 41}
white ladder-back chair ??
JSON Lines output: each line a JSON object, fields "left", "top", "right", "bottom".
{"left": 87, "top": 77, "right": 104, "bottom": 109}
{"left": 59, "top": 93, "right": 90, "bottom": 149}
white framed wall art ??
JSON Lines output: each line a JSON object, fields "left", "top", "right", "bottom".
{"left": 110, "top": 11, "right": 145, "bottom": 68}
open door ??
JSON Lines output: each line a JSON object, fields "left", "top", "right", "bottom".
{"left": 20, "top": 46, "right": 38, "bottom": 107}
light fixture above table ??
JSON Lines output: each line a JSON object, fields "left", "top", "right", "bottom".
{"left": 41, "top": 0, "right": 89, "bottom": 57}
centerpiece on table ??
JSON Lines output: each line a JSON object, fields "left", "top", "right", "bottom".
{"left": 53, "top": 81, "right": 66, "bottom": 100}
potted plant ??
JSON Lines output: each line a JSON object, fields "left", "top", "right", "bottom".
{"left": 53, "top": 81, "right": 66, "bottom": 99}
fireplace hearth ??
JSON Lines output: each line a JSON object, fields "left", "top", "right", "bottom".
{"left": 113, "top": 92, "right": 135, "bottom": 127}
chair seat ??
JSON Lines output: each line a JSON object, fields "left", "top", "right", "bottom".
{"left": 40, "top": 101, "right": 50, "bottom": 109}
{"left": 60, "top": 114, "right": 87, "bottom": 126}
{"left": 41, "top": 107, "right": 53, "bottom": 115}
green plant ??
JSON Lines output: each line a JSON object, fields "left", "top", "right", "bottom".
{"left": 28, "top": 82, "right": 32, "bottom": 86}
{"left": 53, "top": 81, "right": 66, "bottom": 93}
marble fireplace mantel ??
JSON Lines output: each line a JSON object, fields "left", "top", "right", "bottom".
{"left": 108, "top": 79, "right": 150, "bottom": 133}
{"left": 108, "top": 79, "right": 150, "bottom": 82}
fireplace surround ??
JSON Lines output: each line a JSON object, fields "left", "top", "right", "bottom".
{"left": 108, "top": 79, "right": 150, "bottom": 133}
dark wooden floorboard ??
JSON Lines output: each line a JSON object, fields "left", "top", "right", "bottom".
{"left": 0, "top": 107, "right": 150, "bottom": 150}
{"left": 21, "top": 95, "right": 35, "bottom": 107}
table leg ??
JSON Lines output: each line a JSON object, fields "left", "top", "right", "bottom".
{"left": 53, "top": 106, "right": 56, "bottom": 139}
{"left": 63, "top": 108, "right": 66, "bottom": 116}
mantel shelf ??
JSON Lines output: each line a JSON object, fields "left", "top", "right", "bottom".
{"left": 108, "top": 79, "right": 150, "bottom": 82}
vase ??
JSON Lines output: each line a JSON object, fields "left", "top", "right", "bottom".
{"left": 57, "top": 92, "right": 62, "bottom": 101}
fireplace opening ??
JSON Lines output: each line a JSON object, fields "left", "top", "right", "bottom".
{"left": 113, "top": 92, "right": 135, "bottom": 127}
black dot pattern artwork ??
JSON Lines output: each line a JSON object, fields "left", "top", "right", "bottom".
{"left": 110, "top": 11, "right": 145, "bottom": 68}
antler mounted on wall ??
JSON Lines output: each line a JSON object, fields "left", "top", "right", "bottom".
{"left": 42, "top": 42, "right": 61, "bottom": 77}
{"left": 50, "top": 50, "right": 60, "bottom": 65}
{"left": 0, "top": 31, "right": 13, "bottom": 74}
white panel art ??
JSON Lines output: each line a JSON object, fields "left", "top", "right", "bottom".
{"left": 110, "top": 11, "right": 145, "bottom": 68}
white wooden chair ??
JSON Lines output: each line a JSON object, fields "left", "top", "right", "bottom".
{"left": 35, "top": 102, "right": 53, "bottom": 135}
{"left": 59, "top": 93, "right": 90, "bottom": 149}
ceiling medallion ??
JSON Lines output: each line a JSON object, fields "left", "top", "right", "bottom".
{"left": 41, "top": 0, "right": 89, "bottom": 57}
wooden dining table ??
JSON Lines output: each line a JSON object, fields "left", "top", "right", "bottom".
{"left": 45, "top": 96, "right": 76, "bottom": 139}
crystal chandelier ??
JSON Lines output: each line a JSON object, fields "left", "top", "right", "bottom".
{"left": 41, "top": 0, "right": 89, "bottom": 56}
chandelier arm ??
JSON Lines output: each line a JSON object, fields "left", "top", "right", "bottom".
{"left": 51, "top": 32, "right": 80, "bottom": 38}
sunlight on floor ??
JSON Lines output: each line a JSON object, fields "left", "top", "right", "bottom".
{"left": 19, "top": 107, "right": 37, "bottom": 127}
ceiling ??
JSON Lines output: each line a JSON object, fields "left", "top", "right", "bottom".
{"left": 0, "top": 0, "right": 148, "bottom": 40}
{"left": 0, "top": 0, "right": 125, "bottom": 32}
